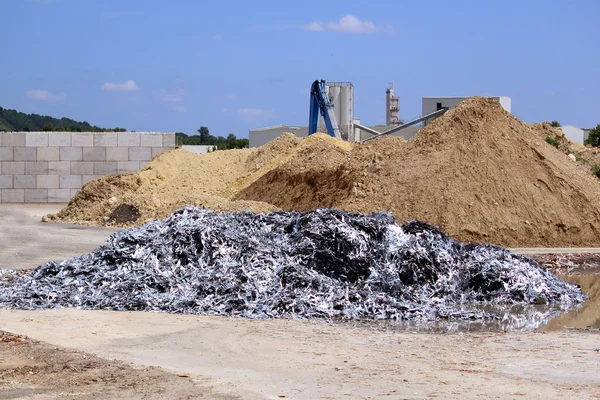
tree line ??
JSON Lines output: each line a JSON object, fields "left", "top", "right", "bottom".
{"left": 0, "top": 107, "right": 125, "bottom": 132}
{"left": 176, "top": 126, "right": 249, "bottom": 150}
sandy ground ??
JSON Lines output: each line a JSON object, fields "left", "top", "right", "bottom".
{"left": 0, "top": 331, "right": 237, "bottom": 400}
{"left": 1, "top": 309, "right": 599, "bottom": 400}
{"left": 1, "top": 204, "right": 600, "bottom": 399}
{"left": 0, "top": 204, "right": 117, "bottom": 271}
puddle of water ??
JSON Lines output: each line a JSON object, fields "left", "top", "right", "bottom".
{"left": 538, "top": 274, "right": 600, "bottom": 332}
{"left": 342, "top": 274, "right": 599, "bottom": 334}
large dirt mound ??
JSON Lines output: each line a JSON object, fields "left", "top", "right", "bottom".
{"left": 236, "top": 97, "right": 600, "bottom": 247}
{"left": 52, "top": 133, "right": 350, "bottom": 227}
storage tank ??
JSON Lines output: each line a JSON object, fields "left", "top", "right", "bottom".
{"left": 325, "top": 82, "right": 354, "bottom": 140}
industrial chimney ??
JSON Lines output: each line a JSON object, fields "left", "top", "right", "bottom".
{"left": 386, "top": 83, "right": 400, "bottom": 126}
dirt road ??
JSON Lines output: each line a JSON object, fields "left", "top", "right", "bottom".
{"left": 0, "top": 204, "right": 117, "bottom": 271}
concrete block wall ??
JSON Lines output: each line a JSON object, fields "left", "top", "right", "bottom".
{"left": 0, "top": 132, "right": 176, "bottom": 203}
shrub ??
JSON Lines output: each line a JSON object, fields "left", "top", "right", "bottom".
{"left": 592, "top": 164, "right": 600, "bottom": 179}
{"left": 585, "top": 124, "right": 600, "bottom": 147}
{"left": 576, "top": 156, "right": 589, "bottom": 164}
{"left": 545, "top": 136, "right": 560, "bottom": 148}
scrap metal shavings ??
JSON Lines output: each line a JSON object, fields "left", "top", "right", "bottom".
{"left": 0, "top": 207, "right": 586, "bottom": 321}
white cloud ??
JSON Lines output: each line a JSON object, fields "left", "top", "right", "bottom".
{"left": 101, "top": 80, "right": 140, "bottom": 92}
{"left": 304, "top": 22, "right": 325, "bottom": 32}
{"left": 211, "top": 33, "right": 222, "bottom": 40}
{"left": 300, "top": 88, "right": 310, "bottom": 94}
{"left": 174, "top": 105, "right": 187, "bottom": 113}
{"left": 303, "top": 15, "right": 392, "bottom": 34}
{"left": 237, "top": 108, "right": 276, "bottom": 120}
{"left": 26, "top": 90, "right": 66, "bottom": 102}
{"left": 156, "top": 88, "right": 184, "bottom": 102}
{"left": 543, "top": 90, "right": 555, "bottom": 96}
{"left": 250, "top": 15, "right": 393, "bottom": 34}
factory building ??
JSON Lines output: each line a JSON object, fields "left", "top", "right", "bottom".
{"left": 561, "top": 125, "right": 590, "bottom": 145}
{"left": 249, "top": 125, "right": 309, "bottom": 148}
{"left": 248, "top": 85, "right": 511, "bottom": 147}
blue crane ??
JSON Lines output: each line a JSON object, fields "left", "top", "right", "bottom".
{"left": 308, "top": 80, "right": 341, "bottom": 139}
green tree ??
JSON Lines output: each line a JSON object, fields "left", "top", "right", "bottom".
{"left": 585, "top": 124, "right": 600, "bottom": 147}
{"left": 550, "top": 120, "right": 561, "bottom": 127}
{"left": 0, "top": 107, "right": 126, "bottom": 132}
{"left": 197, "top": 126, "right": 210, "bottom": 143}
{"left": 177, "top": 129, "right": 248, "bottom": 149}
{"left": 226, "top": 133, "right": 237, "bottom": 149}
{"left": 236, "top": 138, "right": 249, "bottom": 148}
{"left": 41, "top": 123, "right": 53, "bottom": 131}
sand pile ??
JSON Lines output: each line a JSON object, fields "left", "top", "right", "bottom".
{"left": 51, "top": 132, "right": 351, "bottom": 227}
{"left": 51, "top": 148, "right": 278, "bottom": 226}
{"left": 236, "top": 97, "right": 600, "bottom": 247}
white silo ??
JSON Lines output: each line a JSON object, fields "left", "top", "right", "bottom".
{"left": 325, "top": 82, "right": 354, "bottom": 140}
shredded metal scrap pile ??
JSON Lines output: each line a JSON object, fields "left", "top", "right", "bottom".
{"left": 0, "top": 207, "right": 585, "bottom": 320}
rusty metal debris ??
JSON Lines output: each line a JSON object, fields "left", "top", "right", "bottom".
{"left": 0, "top": 331, "right": 30, "bottom": 343}
{"left": 0, "top": 269, "right": 26, "bottom": 282}
{"left": 0, "top": 207, "right": 585, "bottom": 321}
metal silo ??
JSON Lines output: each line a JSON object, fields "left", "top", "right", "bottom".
{"left": 325, "top": 82, "right": 354, "bottom": 141}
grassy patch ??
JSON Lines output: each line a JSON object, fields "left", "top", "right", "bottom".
{"left": 545, "top": 136, "right": 561, "bottom": 148}
{"left": 592, "top": 164, "right": 600, "bottom": 179}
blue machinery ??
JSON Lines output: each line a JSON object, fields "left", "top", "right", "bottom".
{"left": 308, "top": 80, "right": 341, "bottom": 139}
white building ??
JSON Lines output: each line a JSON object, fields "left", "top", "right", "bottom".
{"left": 249, "top": 125, "right": 309, "bottom": 148}
{"left": 561, "top": 125, "right": 589, "bottom": 145}
{"left": 182, "top": 145, "right": 217, "bottom": 154}
{"left": 422, "top": 96, "right": 511, "bottom": 125}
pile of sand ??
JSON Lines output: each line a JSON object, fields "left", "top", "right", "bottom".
{"left": 51, "top": 147, "right": 278, "bottom": 226}
{"left": 51, "top": 133, "right": 349, "bottom": 227}
{"left": 236, "top": 98, "right": 600, "bottom": 247}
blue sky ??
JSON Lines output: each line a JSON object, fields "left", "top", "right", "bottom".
{"left": 1, "top": 0, "right": 599, "bottom": 137}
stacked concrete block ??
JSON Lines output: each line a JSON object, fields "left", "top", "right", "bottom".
{"left": 0, "top": 132, "right": 176, "bottom": 203}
